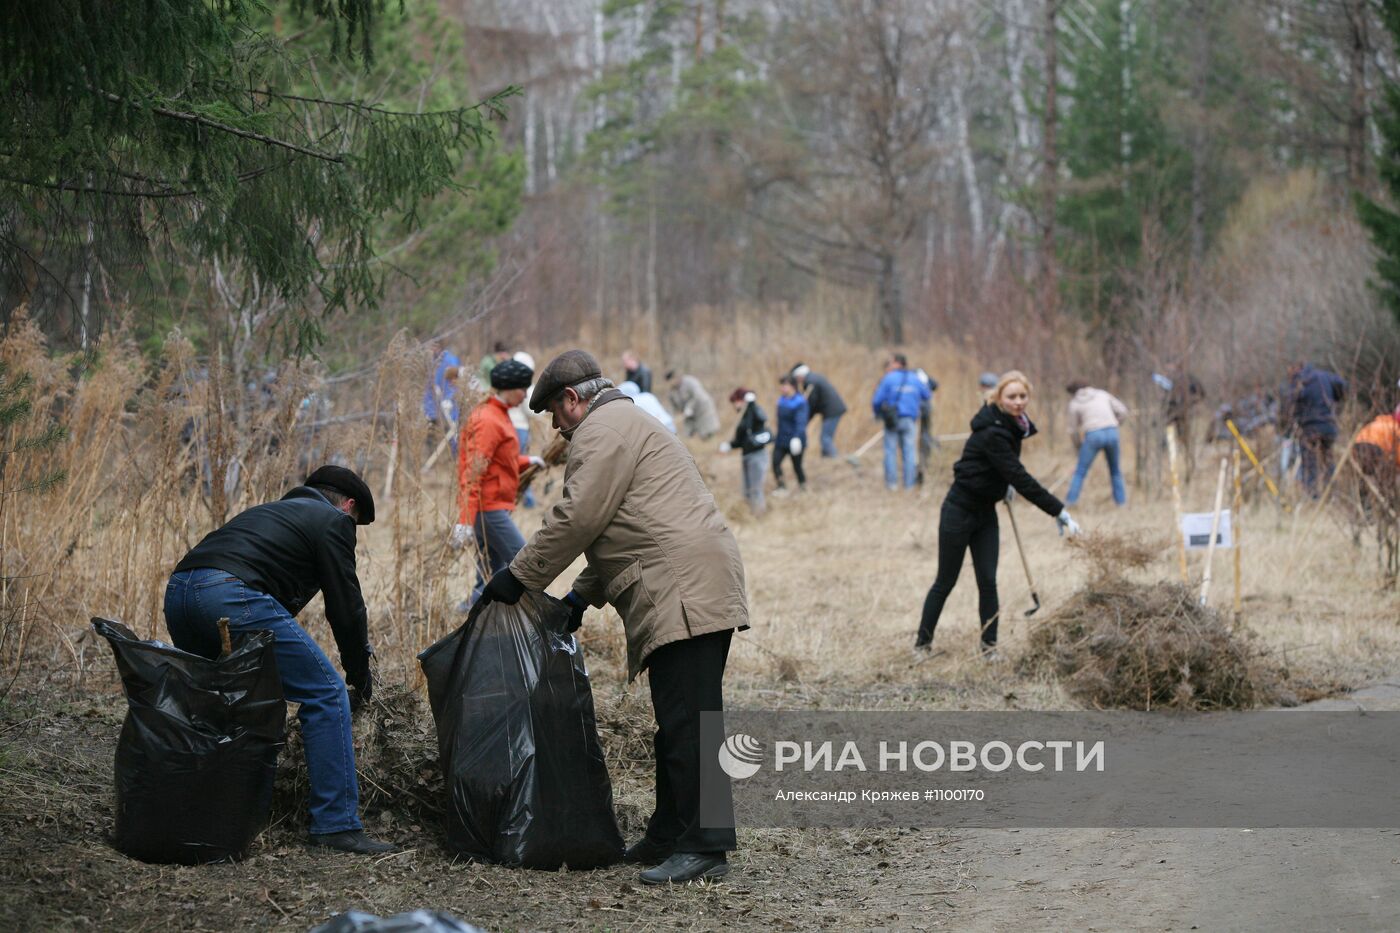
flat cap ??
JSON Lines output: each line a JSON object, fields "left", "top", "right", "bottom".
{"left": 529, "top": 349, "right": 602, "bottom": 413}
{"left": 489, "top": 358, "right": 533, "bottom": 390}
{"left": 305, "top": 465, "right": 375, "bottom": 525}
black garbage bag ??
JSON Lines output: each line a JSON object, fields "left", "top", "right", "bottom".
{"left": 309, "top": 910, "right": 486, "bottom": 933}
{"left": 93, "top": 617, "right": 286, "bottom": 864}
{"left": 418, "top": 592, "right": 624, "bottom": 869}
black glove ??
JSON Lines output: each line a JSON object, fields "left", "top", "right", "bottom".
{"left": 347, "top": 667, "right": 373, "bottom": 713}
{"left": 564, "top": 591, "right": 587, "bottom": 634}
{"left": 344, "top": 647, "right": 372, "bottom": 711}
{"left": 479, "top": 567, "right": 525, "bottom": 606}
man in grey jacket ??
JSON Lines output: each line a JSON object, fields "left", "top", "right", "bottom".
{"left": 666, "top": 370, "right": 721, "bottom": 439}
{"left": 476, "top": 350, "right": 748, "bottom": 885}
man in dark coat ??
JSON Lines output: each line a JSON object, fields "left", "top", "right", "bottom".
{"left": 791, "top": 363, "right": 848, "bottom": 457}
{"left": 1281, "top": 362, "right": 1347, "bottom": 495}
{"left": 163, "top": 466, "right": 393, "bottom": 855}
{"left": 621, "top": 350, "right": 653, "bottom": 394}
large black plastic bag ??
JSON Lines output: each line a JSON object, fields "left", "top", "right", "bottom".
{"left": 418, "top": 592, "right": 624, "bottom": 869}
{"left": 93, "top": 617, "right": 287, "bottom": 864}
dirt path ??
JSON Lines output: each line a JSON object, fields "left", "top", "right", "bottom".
{"left": 5, "top": 684, "right": 1399, "bottom": 931}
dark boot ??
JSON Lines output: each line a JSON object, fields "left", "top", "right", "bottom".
{"left": 639, "top": 852, "right": 729, "bottom": 885}
{"left": 308, "top": 830, "right": 397, "bottom": 855}
{"left": 623, "top": 836, "right": 675, "bottom": 864}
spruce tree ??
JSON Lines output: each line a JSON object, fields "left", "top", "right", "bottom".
{"left": 1358, "top": 0, "right": 1400, "bottom": 325}
{"left": 1, "top": 1, "right": 513, "bottom": 348}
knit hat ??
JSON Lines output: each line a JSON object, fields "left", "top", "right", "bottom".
{"left": 305, "top": 465, "right": 375, "bottom": 525}
{"left": 489, "top": 359, "right": 533, "bottom": 390}
{"left": 791, "top": 363, "right": 811, "bottom": 379}
{"left": 978, "top": 372, "right": 998, "bottom": 389}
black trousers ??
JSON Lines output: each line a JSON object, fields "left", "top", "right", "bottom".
{"left": 644, "top": 628, "right": 736, "bottom": 854}
{"left": 772, "top": 444, "right": 806, "bottom": 487}
{"left": 917, "top": 499, "right": 1000, "bottom": 647}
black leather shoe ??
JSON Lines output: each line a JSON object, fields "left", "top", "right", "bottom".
{"left": 623, "top": 836, "right": 675, "bottom": 864}
{"left": 639, "top": 852, "right": 729, "bottom": 885}
{"left": 308, "top": 830, "right": 397, "bottom": 855}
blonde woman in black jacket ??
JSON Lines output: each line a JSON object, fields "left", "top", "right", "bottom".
{"left": 915, "top": 371, "right": 1081, "bottom": 658}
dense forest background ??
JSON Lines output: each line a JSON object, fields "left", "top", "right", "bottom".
{"left": 5, "top": 0, "right": 1400, "bottom": 403}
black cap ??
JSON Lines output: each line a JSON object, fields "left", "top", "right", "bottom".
{"left": 305, "top": 465, "right": 375, "bottom": 525}
{"left": 489, "top": 358, "right": 534, "bottom": 390}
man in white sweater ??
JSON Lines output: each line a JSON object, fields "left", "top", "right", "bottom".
{"left": 1065, "top": 381, "right": 1130, "bottom": 506}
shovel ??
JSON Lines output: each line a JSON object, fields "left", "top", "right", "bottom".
{"left": 1003, "top": 499, "right": 1041, "bottom": 616}
{"left": 844, "top": 429, "right": 886, "bottom": 468}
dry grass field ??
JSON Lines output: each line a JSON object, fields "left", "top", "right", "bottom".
{"left": 2, "top": 321, "right": 1398, "bottom": 930}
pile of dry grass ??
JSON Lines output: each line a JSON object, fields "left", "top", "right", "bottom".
{"left": 271, "top": 685, "right": 443, "bottom": 831}
{"left": 1020, "top": 577, "right": 1279, "bottom": 711}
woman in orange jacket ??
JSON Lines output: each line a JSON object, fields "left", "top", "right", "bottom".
{"left": 452, "top": 359, "right": 542, "bottom": 610}
{"left": 1355, "top": 406, "right": 1400, "bottom": 513}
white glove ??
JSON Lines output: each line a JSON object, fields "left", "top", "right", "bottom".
{"left": 718, "top": 441, "right": 732, "bottom": 453}
{"left": 1004, "top": 487, "right": 1015, "bottom": 504}
{"left": 450, "top": 523, "right": 471, "bottom": 549}
{"left": 1056, "top": 509, "right": 1082, "bottom": 537}
{"left": 789, "top": 436, "right": 803, "bottom": 456}
{"left": 439, "top": 399, "right": 454, "bottom": 420}
{"left": 528, "top": 456, "right": 545, "bottom": 469}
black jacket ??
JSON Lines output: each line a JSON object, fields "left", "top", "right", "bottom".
{"left": 803, "top": 371, "right": 848, "bottom": 419}
{"left": 729, "top": 400, "right": 772, "bottom": 454}
{"left": 174, "top": 486, "right": 370, "bottom": 679}
{"left": 625, "top": 363, "right": 653, "bottom": 395}
{"left": 945, "top": 405, "right": 1064, "bottom": 516}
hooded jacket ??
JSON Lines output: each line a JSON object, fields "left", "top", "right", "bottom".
{"left": 1066, "top": 387, "right": 1129, "bottom": 445}
{"left": 173, "top": 486, "right": 370, "bottom": 680}
{"left": 946, "top": 404, "right": 1064, "bottom": 516}
{"left": 509, "top": 393, "right": 749, "bottom": 679}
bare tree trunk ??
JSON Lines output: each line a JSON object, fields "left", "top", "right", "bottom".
{"left": 1040, "top": 0, "right": 1060, "bottom": 322}
{"left": 878, "top": 251, "right": 905, "bottom": 344}
{"left": 694, "top": 0, "right": 705, "bottom": 62}
{"left": 1188, "top": 0, "right": 1210, "bottom": 305}
{"left": 985, "top": 0, "right": 1037, "bottom": 285}
{"left": 1345, "top": 0, "right": 1371, "bottom": 191}
{"left": 950, "top": 30, "right": 984, "bottom": 257}
{"left": 524, "top": 91, "right": 536, "bottom": 197}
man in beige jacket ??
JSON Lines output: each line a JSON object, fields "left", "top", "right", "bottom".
{"left": 476, "top": 349, "right": 749, "bottom": 885}
{"left": 1065, "top": 381, "right": 1130, "bottom": 506}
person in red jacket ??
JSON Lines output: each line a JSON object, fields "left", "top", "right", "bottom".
{"left": 452, "top": 359, "right": 543, "bottom": 610}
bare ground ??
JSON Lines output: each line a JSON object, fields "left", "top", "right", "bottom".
{"left": 6, "top": 680, "right": 1400, "bottom": 932}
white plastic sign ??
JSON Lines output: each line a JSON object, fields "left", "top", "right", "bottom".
{"left": 1181, "top": 510, "right": 1233, "bottom": 550}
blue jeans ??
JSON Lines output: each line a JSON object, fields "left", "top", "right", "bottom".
{"left": 819, "top": 413, "right": 842, "bottom": 458}
{"left": 1297, "top": 430, "right": 1336, "bottom": 496}
{"left": 163, "top": 567, "right": 361, "bottom": 835}
{"left": 471, "top": 509, "right": 526, "bottom": 606}
{"left": 515, "top": 427, "right": 536, "bottom": 508}
{"left": 1067, "top": 426, "right": 1126, "bottom": 506}
{"left": 884, "top": 417, "right": 918, "bottom": 489}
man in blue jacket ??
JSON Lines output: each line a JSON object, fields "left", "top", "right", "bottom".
{"left": 871, "top": 354, "right": 932, "bottom": 490}
{"left": 163, "top": 466, "right": 394, "bottom": 856}
{"left": 1281, "top": 362, "right": 1347, "bottom": 495}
